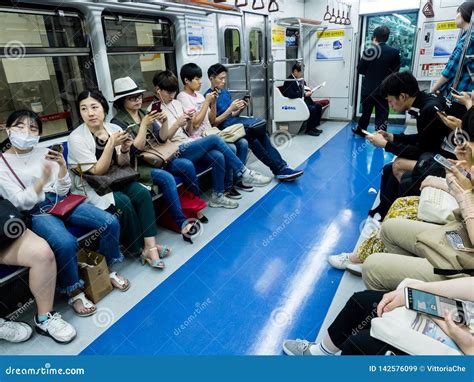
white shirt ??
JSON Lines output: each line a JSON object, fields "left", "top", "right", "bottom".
{"left": 147, "top": 99, "right": 193, "bottom": 144}
{"left": 176, "top": 91, "right": 212, "bottom": 137}
{"left": 0, "top": 147, "right": 71, "bottom": 211}
{"left": 67, "top": 122, "right": 123, "bottom": 210}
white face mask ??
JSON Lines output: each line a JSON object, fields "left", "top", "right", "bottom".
{"left": 8, "top": 131, "right": 40, "bottom": 150}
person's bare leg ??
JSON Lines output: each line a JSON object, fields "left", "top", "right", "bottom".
{"left": 392, "top": 157, "right": 417, "bottom": 182}
{"left": 0, "top": 230, "right": 56, "bottom": 315}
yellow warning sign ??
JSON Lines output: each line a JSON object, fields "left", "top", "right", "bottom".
{"left": 436, "top": 21, "right": 456, "bottom": 30}
{"left": 316, "top": 30, "right": 345, "bottom": 38}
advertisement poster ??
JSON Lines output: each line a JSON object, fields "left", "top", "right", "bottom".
{"left": 185, "top": 15, "right": 217, "bottom": 56}
{"left": 316, "top": 30, "right": 345, "bottom": 61}
{"left": 433, "top": 21, "right": 458, "bottom": 57}
{"left": 272, "top": 25, "right": 285, "bottom": 50}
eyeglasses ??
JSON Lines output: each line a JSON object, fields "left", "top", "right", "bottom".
{"left": 126, "top": 94, "right": 143, "bottom": 102}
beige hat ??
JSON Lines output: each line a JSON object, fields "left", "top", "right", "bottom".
{"left": 113, "top": 76, "right": 146, "bottom": 101}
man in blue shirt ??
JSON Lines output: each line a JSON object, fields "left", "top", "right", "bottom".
{"left": 205, "top": 63, "right": 304, "bottom": 182}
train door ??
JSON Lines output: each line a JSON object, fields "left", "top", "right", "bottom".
{"left": 217, "top": 14, "right": 248, "bottom": 113}
{"left": 243, "top": 12, "right": 268, "bottom": 120}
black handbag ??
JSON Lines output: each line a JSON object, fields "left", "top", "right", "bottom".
{"left": 244, "top": 120, "right": 268, "bottom": 139}
{"left": 0, "top": 198, "right": 27, "bottom": 248}
{"left": 74, "top": 165, "right": 140, "bottom": 196}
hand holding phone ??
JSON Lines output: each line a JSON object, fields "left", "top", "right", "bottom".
{"left": 434, "top": 154, "right": 471, "bottom": 179}
{"left": 49, "top": 144, "right": 63, "bottom": 153}
{"left": 450, "top": 87, "right": 461, "bottom": 96}
{"left": 405, "top": 287, "right": 467, "bottom": 325}
{"left": 150, "top": 99, "right": 162, "bottom": 113}
{"left": 434, "top": 105, "right": 448, "bottom": 117}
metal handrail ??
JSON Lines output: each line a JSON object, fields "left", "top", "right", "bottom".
{"left": 269, "top": 58, "right": 303, "bottom": 63}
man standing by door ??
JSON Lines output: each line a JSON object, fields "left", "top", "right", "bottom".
{"left": 352, "top": 26, "right": 400, "bottom": 136}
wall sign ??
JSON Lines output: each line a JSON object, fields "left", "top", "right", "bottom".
{"left": 185, "top": 15, "right": 217, "bottom": 56}
{"left": 315, "top": 30, "right": 345, "bottom": 61}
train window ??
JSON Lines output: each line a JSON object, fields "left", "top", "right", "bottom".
{"left": 224, "top": 29, "right": 241, "bottom": 64}
{"left": 249, "top": 29, "right": 263, "bottom": 63}
{"left": 103, "top": 15, "right": 176, "bottom": 105}
{"left": 0, "top": 8, "right": 94, "bottom": 141}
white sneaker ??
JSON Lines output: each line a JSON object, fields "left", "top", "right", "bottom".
{"left": 241, "top": 169, "right": 272, "bottom": 187}
{"left": 208, "top": 193, "right": 239, "bottom": 209}
{"left": 327, "top": 253, "right": 352, "bottom": 270}
{"left": 346, "top": 263, "right": 363, "bottom": 276}
{"left": 35, "top": 312, "right": 76, "bottom": 344}
{"left": 0, "top": 318, "right": 32, "bottom": 343}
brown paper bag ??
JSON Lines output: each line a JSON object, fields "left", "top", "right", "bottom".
{"left": 77, "top": 248, "right": 112, "bottom": 303}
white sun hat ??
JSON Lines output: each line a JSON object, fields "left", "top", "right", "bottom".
{"left": 113, "top": 76, "right": 146, "bottom": 101}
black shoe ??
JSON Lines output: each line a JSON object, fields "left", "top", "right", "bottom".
{"left": 182, "top": 221, "right": 202, "bottom": 244}
{"left": 352, "top": 127, "right": 367, "bottom": 138}
{"left": 225, "top": 187, "right": 242, "bottom": 200}
{"left": 234, "top": 180, "right": 254, "bottom": 192}
{"left": 198, "top": 215, "right": 209, "bottom": 224}
{"left": 306, "top": 129, "right": 321, "bottom": 136}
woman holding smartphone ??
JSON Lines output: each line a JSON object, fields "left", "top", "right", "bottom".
{"left": 111, "top": 77, "right": 206, "bottom": 243}
{"left": 68, "top": 90, "right": 171, "bottom": 269}
{"left": 0, "top": 110, "right": 129, "bottom": 318}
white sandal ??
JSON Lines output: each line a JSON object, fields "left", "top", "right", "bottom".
{"left": 68, "top": 292, "right": 97, "bottom": 317}
{"left": 109, "top": 272, "right": 130, "bottom": 292}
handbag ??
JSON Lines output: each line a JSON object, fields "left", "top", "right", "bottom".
{"left": 1, "top": 153, "right": 84, "bottom": 217}
{"left": 48, "top": 194, "right": 87, "bottom": 218}
{"left": 74, "top": 164, "right": 140, "bottom": 196}
{"left": 77, "top": 248, "right": 113, "bottom": 304}
{"left": 417, "top": 187, "right": 458, "bottom": 224}
{"left": 0, "top": 198, "right": 27, "bottom": 248}
{"left": 244, "top": 119, "right": 267, "bottom": 139}
{"left": 203, "top": 124, "right": 246, "bottom": 143}
{"left": 138, "top": 129, "right": 179, "bottom": 168}
{"left": 156, "top": 189, "right": 207, "bottom": 233}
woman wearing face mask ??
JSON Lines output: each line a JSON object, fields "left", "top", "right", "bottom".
{"left": 0, "top": 110, "right": 129, "bottom": 319}
{"left": 68, "top": 90, "right": 170, "bottom": 269}
{"left": 110, "top": 77, "right": 206, "bottom": 244}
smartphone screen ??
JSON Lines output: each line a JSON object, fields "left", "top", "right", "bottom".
{"left": 360, "top": 129, "right": 372, "bottom": 136}
{"left": 150, "top": 100, "right": 162, "bottom": 113}
{"left": 450, "top": 87, "right": 461, "bottom": 96}
{"left": 405, "top": 287, "right": 465, "bottom": 324}
{"left": 50, "top": 144, "right": 62, "bottom": 152}
{"left": 434, "top": 154, "right": 454, "bottom": 171}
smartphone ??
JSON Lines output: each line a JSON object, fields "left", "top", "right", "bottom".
{"left": 50, "top": 144, "right": 62, "bottom": 153}
{"left": 213, "top": 87, "right": 221, "bottom": 94}
{"left": 450, "top": 87, "right": 461, "bottom": 96}
{"left": 433, "top": 154, "right": 471, "bottom": 179}
{"left": 185, "top": 108, "right": 196, "bottom": 117}
{"left": 360, "top": 129, "right": 373, "bottom": 137}
{"left": 405, "top": 287, "right": 467, "bottom": 325}
{"left": 150, "top": 99, "right": 162, "bottom": 113}
{"left": 434, "top": 105, "right": 447, "bottom": 117}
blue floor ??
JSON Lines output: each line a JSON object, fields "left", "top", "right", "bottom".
{"left": 82, "top": 123, "right": 399, "bottom": 355}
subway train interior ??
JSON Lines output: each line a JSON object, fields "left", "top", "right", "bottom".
{"left": 0, "top": 0, "right": 473, "bottom": 361}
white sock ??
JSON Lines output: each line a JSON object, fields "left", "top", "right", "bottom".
{"left": 309, "top": 342, "right": 337, "bottom": 356}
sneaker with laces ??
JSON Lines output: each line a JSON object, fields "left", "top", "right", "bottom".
{"left": 34, "top": 312, "right": 76, "bottom": 344}
{"left": 234, "top": 180, "right": 254, "bottom": 192}
{"left": 241, "top": 169, "right": 272, "bottom": 187}
{"left": 0, "top": 318, "right": 32, "bottom": 343}
{"left": 208, "top": 193, "right": 239, "bottom": 209}
{"left": 224, "top": 187, "right": 242, "bottom": 200}
{"left": 275, "top": 167, "right": 304, "bottom": 181}
{"left": 283, "top": 339, "right": 316, "bottom": 356}
{"left": 327, "top": 252, "right": 351, "bottom": 270}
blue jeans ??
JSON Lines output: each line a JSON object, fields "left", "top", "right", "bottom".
{"left": 29, "top": 194, "right": 122, "bottom": 295}
{"left": 165, "top": 158, "right": 201, "bottom": 197}
{"left": 222, "top": 116, "right": 287, "bottom": 174}
{"left": 150, "top": 168, "right": 187, "bottom": 228}
{"left": 179, "top": 135, "right": 246, "bottom": 194}
{"left": 226, "top": 138, "right": 248, "bottom": 189}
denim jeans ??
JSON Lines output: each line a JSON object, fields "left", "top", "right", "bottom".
{"left": 165, "top": 158, "right": 201, "bottom": 197}
{"left": 29, "top": 194, "right": 122, "bottom": 295}
{"left": 247, "top": 134, "right": 287, "bottom": 175}
{"left": 179, "top": 135, "right": 246, "bottom": 194}
{"left": 226, "top": 138, "right": 248, "bottom": 189}
{"left": 151, "top": 168, "right": 187, "bottom": 228}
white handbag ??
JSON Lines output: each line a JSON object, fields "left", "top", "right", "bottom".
{"left": 202, "top": 124, "right": 245, "bottom": 143}
{"left": 417, "top": 187, "right": 458, "bottom": 224}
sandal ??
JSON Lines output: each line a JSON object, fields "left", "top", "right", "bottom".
{"left": 68, "top": 292, "right": 97, "bottom": 317}
{"left": 109, "top": 272, "right": 130, "bottom": 292}
{"left": 140, "top": 248, "right": 165, "bottom": 269}
{"left": 156, "top": 245, "right": 171, "bottom": 259}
